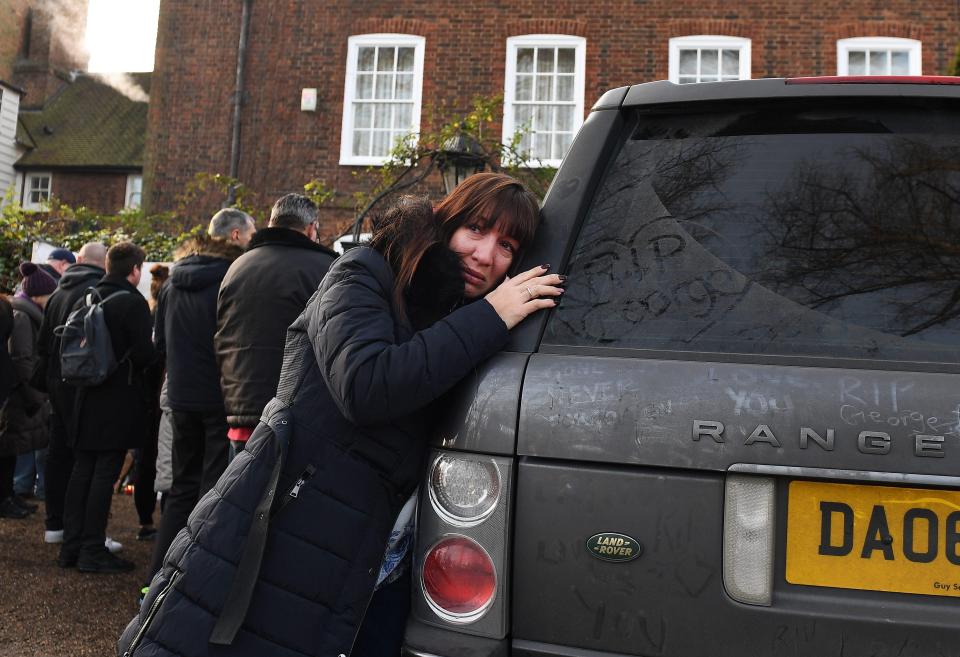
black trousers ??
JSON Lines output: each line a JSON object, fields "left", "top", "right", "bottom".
{"left": 352, "top": 570, "right": 412, "bottom": 656}
{"left": 134, "top": 427, "right": 159, "bottom": 526}
{"left": 61, "top": 449, "right": 125, "bottom": 557}
{"left": 149, "top": 409, "right": 229, "bottom": 577}
{"left": 43, "top": 410, "right": 74, "bottom": 531}
{"left": 0, "top": 455, "right": 16, "bottom": 500}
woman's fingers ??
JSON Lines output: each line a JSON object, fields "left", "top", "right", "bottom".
{"left": 524, "top": 273, "right": 566, "bottom": 289}
{"left": 522, "top": 283, "right": 564, "bottom": 300}
{"left": 511, "top": 264, "right": 552, "bottom": 284}
{"left": 520, "top": 273, "right": 566, "bottom": 302}
{"left": 485, "top": 268, "right": 566, "bottom": 329}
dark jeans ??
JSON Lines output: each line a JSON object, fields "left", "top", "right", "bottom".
{"left": 149, "top": 409, "right": 229, "bottom": 577}
{"left": 0, "top": 455, "right": 15, "bottom": 500}
{"left": 14, "top": 448, "right": 46, "bottom": 496}
{"left": 352, "top": 570, "right": 412, "bottom": 656}
{"left": 44, "top": 411, "right": 74, "bottom": 531}
{"left": 61, "top": 449, "right": 125, "bottom": 557}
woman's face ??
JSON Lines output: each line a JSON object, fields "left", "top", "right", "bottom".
{"left": 449, "top": 219, "right": 521, "bottom": 298}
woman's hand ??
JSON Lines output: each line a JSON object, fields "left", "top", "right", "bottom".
{"left": 484, "top": 265, "right": 565, "bottom": 330}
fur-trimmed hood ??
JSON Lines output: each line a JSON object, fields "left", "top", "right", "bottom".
{"left": 173, "top": 234, "right": 245, "bottom": 262}
{"left": 170, "top": 235, "right": 244, "bottom": 293}
{"left": 247, "top": 227, "right": 337, "bottom": 257}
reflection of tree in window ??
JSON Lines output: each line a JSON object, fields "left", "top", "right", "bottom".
{"left": 757, "top": 139, "right": 960, "bottom": 338}
{"left": 550, "top": 138, "right": 741, "bottom": 343}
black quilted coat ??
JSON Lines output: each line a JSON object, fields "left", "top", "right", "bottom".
{"left": 118, "top": 244, "right": 509, "bottom": 656}
{"left": 0, "top": 296, "right": 48, "bottom": 457}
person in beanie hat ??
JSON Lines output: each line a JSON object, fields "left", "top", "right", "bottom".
{"left": 12, "top": 261, "right": 59, "bottom": 500}
{"left": 19, "top": 262, "right": 57, "bottom": 298}
{"left": 0, "top": 263, "right": 54, "bottom": 518}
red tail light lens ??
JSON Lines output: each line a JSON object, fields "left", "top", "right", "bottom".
{"left": 421, "top": 536, "right": 496, "bottom": 621}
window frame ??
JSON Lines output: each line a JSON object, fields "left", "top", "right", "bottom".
{"left": 502, "top": 34, "right": 586, "bottom": 169}
{"left": 125, "top": 173, "right": 143, "bottom": 209}
{"left": 836, "top": 37, "right": 922, "bottom": 76}
{"left": 668, "top": 35, "right": 752, "bottom": 85}
{"left": 23, "top": 172, "right": 51, "bottom": 211}
{"left": 339, "top": 33, "right": 426, "bottom": 166}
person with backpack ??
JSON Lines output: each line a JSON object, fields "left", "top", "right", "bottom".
{"left": 58, "top": 242, "right": 157, "bottom": 574}
{"left": 34, "top": 242, "right": 107, "bottom": 543}
{"left": 0, "top": 263, "right": 55, "bottom": 519}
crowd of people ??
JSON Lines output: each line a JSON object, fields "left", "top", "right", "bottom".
{"left": 0, "top": 194, "right": 336, "bottom": 580}
{"left": 0, "top": 173, "right": 564, "bottom": 656}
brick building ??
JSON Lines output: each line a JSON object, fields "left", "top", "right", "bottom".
{"left": 14, "top": 73, "right": 148, "bottom": 213}
{"left": 0, "top": 0, "right": 148, "bottom": 214}
{"left": 146, "top": 1, "right": 960, "bottom": 234}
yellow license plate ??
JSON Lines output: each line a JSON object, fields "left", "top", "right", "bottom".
{"left": 786, "top": 480, "right": 960, "bottom": 597}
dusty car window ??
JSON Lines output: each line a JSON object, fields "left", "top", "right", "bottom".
{"left": 544, "top": 102, "right": 960, "bottom": 364}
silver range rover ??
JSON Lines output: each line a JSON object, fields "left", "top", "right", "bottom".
{"left": 403, "top": 77, "right": 960, "bottom": 657}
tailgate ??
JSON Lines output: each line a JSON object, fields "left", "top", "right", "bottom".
{"left": 511, "top": 354, "right": 960, "bottom": 656}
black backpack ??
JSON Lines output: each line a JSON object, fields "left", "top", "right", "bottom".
{"left": 55, "top": 288, "right": 129, "bottom": 386}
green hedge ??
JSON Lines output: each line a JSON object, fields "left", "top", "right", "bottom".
{"left": 0, "top": 200, "right": 203, "bottom": 292}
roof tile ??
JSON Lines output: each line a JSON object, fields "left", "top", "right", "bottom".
{"left": 16, "top": 73, "right": 149, "bottom": 169}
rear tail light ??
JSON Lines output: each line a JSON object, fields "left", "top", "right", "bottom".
{"left": 421, "top": 536, "right": 497, "bottom": 622}
{"left": 723, "top": 474, "right": 776, "bottom": 606}
{"left": 415, "top": 450, "right": 513, "bottom": 637}
{"left": 428, "top": 455, "right": 501, "bottom": 525}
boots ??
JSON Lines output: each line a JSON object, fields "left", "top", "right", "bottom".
{"left": 0, "top": 497, "right": 29, "bottom": 519}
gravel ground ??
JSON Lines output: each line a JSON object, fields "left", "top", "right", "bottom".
{"left": 0, "top": 491, "right": 155, "bottom": 657}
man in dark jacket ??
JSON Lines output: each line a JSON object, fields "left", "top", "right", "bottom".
{"left": 34, "top": 242, "right": 107, "bottom": 543}
{"left": 215, "top": 193, "right": 336, "bottom": 454}
{"left": 59, "top": 242, "right": 156, "bottom": 574}
{"left": 147, "top": 209, "right": 254, "bottom": 580}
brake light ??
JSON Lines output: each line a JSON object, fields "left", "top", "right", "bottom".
{"left": 421, "top": 536, "right": 497, "bottom": 621}
{"left": 786, "top": 75, "right": 960, "bottom": 85}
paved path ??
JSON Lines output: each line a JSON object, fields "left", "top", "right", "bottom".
{"left": 0, "top": 491, "right": 155, "bottom": 656}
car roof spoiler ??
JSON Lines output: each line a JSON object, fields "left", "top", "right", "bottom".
{"left": 592, "top": 77, "right": 960, "bottom": 111}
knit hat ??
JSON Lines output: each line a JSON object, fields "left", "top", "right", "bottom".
{"left": 47, "top": 248, "right": 76, "bottom": 264}
{"left": 19, "top": 262, "right": 57, "bottom": 297}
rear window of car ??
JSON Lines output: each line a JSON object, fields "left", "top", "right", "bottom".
{"left": 543, "top": 99, "right": 960, "bottom": 365}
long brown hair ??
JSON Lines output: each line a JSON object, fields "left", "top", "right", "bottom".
{"left": 148, "top": 264, "right": 170, "bottom": 312}
{"left": 369, "top": 173, "right": 540, "bottom": 321}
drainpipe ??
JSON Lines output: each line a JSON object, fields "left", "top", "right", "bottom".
{"left": 226, "top": 0, "right": 252, "bottom": 207}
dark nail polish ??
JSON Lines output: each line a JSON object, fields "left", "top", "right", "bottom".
{"left": 553, "top": 297, "right": 562, "bottom": 306}
{"left": 540, "top": 264, "right": 551, "bottom": 270}
{"left": 558, "top": 275, "right": 568, "bottom": 283}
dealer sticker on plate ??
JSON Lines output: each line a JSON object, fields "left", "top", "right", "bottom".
{"left": 786, "top": 480, "right": 960, "bottom": 597}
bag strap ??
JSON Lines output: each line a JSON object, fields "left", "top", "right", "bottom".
{"left": 208, "top": 411, "right": 288, "bottom": 646}
{"left": 209, "top": 323, "right": 316, "bottom": 644}
{"left": 96, "top": 290, "right": 132, "bottom": 305}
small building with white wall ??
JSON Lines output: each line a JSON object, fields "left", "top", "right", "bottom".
{"left": 0, "top": 79, "right": 25, "bottom": 207}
